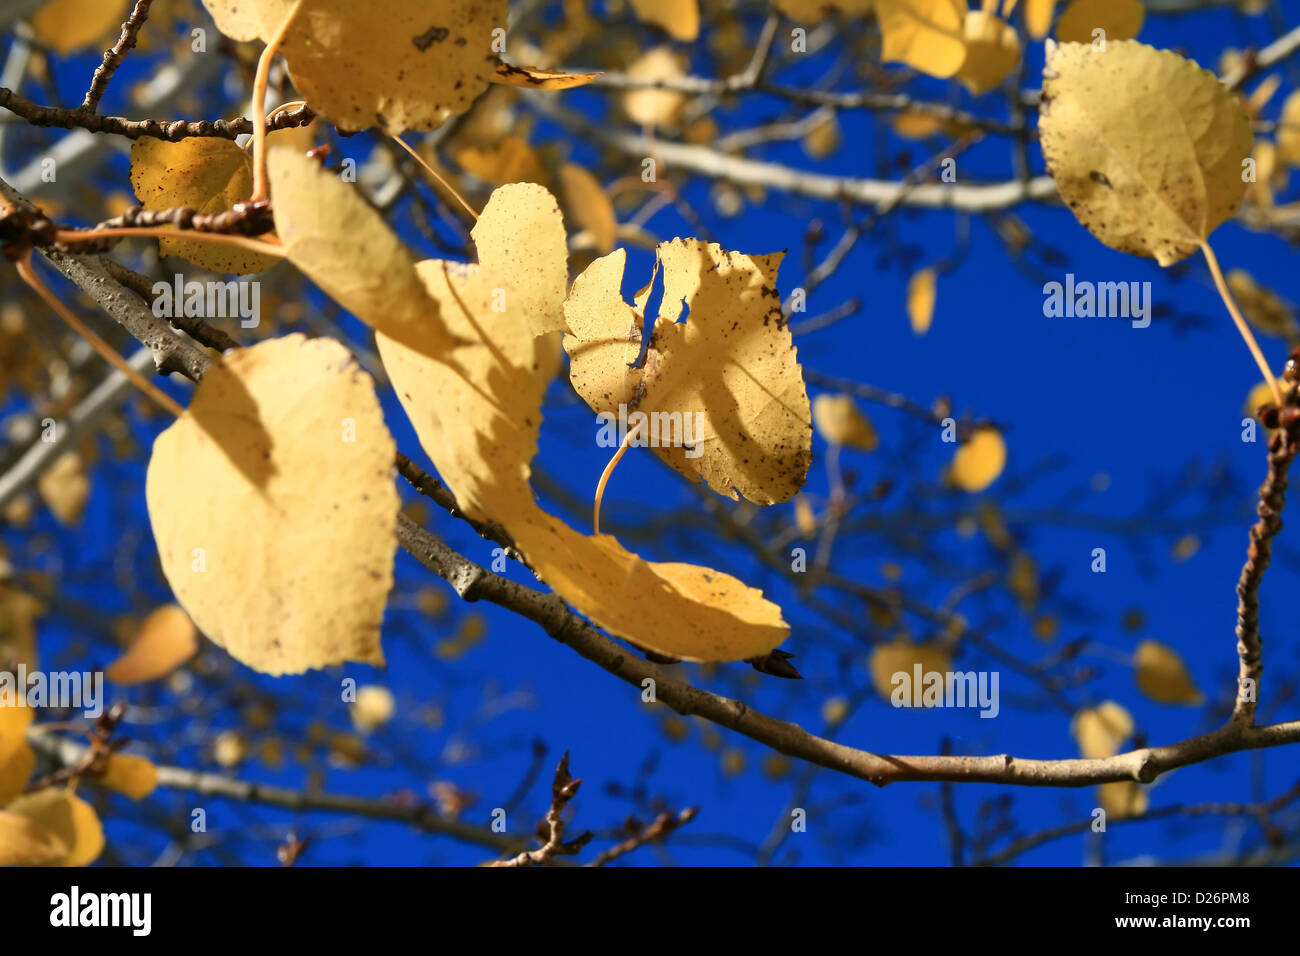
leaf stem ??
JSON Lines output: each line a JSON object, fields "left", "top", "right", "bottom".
{"left": 250, "top": 0, "right": 304, "bottom": 203}
{"left": 593, "top": 420, "right": 643, "bottom": 535}
{"left": 390, "top": 133, "right": 480, "bottom": 221}
{"left": 1201, "top": 239, "right": 1283, "bottom": 407}
{"left": 17, "top": 254, "right": 183, "bottom": 418}
{"left": 53, "top": 227, "right": 285, "bottom": 257}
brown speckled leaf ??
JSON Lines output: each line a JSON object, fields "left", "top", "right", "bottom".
{"left": 1039, "top": 39, "right": 1252, "bottom": 266}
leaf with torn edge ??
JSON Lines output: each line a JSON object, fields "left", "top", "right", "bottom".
{"left": 146, "top": 335, "right": 397, "bottom": 676}
{"left": 565, "top": 240, "right": 813, "bottom": 505}
{"left": 1038, "top": 39, "right": 1252, "bottom": 266}
{"left": 378, "top": 191, "right": 790, "bottom": 662}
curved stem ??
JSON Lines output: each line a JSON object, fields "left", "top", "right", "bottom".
{"left": 1201, "top": 240, "right": 1284, "bottom": 407}
{"left": 250, "top": 0, "right": 304, "bottom": 202}
{"left": 17, "top": 254, "right": 183, "bottom": 418}
{"left": 593, "top": 420, "right": 643, "bottom": 535}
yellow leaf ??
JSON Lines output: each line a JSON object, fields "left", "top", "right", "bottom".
{"left": 1170, "top": 534, "right": 1199, "bottom": 562}
{"left": 30, "top": 0, "right": 129, "bottom": 54}
{"left": 1055, "top": 0, "right": 1144, "bottom": 45}
{"left": 893, "top": 110, "right": 945, "bottom": 140}
{"left": 267, "top": 147, "right": 456, "bottom": 359}
{"left": 629, "top": 0, "right": 699, "bottom": 40}
{"left": 622, "top": 47, "right": 690, "bottom": 127}
{"left": 0, "top": 586, "right": 41, "bottom": 671}
{"left": 1135, "top": 639, "right": 1204, "bottom": 705}
{"left": 36, "top": 452, "right": 89, "bottom": 527}
{"left": 876, "top": 0, "right": 967, "bottom": 79}
{"left": 773, "top": 0, "right": 873, "bottom": 22}
{"left": 129, "top": 138, "right": 281, "bottom": 274}
{"left": 1226, "top": 269, "right": 1296, "bottom": 339}
{"left": 812, "top": 394, "right": 878, "bottom": 450}
{"left": 868, "top": 638, "right": 953, "bottom": 703}
{"left": 378, "top": 184, "right": 567, "bottom": 523}
{"left": 455, "top": 136, "right": 550, "bottom": 189}
{"left": 1071, "top": 700, "right": 1133, "bottom": 758}
{"left": 1277, "top": 91, "right": 1300, "bottom": 166}
{"left": 950, "top": 426, "right": 1006, "bottom": 492}
{"left": 4, "top": 789, "right": 104, "bottom": 866}
{"left": 558, "top": 164, "right": 618, "bottom": 255}
{"left": 146, "top": 335, "right": 397, "bottom": 675}
{"left": 803, "top": 113, "right": 842, "bottom": 159}
{"left": 378, "top": 195, "right": 790, "bottom": 662}
{"left": 1097, "top": 780, "right": 1147, "bottom": 819}
{"left": 794, "top": 495, "right": 817, "bottom": 537}
{"left": 907, "top": 267, "right": 937, "bottom": 334}
{"left": 956, "top": 11, "right": 1021, "bottom": 95}
{"left": 350, "top": 685, "right": 395, "bottom": 732}
{"left": 1038, "top": 40, "right": 1253, "bottom": 266}
{"left": 106, "top": 604, "right": 198, "bottom": 685}
{"left": 0, "top": 703, "right": 34, "bottom": 806}
{"left": 98, "top": 753, "right": 159, "bottom": 801}
{"left": 1023, "top": 0, "right": 1057, "bottom": 39}
{"left": 565, "top": 241, "right": 813, "bottom": 505}
{"left": 0, "top": 810, "right": 68, "bottom": 866}
{"left": 491, "top": 60, "right": 600, "bottom": 90}
{"left": 204, "top": 0, "right": 508, "bottom": 133}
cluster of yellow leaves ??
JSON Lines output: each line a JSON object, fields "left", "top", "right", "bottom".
{"left": 1, "top": 704, "right": 158, "bottom": 865}
{"left": 200, "top": 0, "right": 595, "bottom": 134}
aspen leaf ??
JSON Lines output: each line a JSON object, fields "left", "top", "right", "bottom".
{"left": 1277, "top": 91, "right": 1300, "bottom": 166}
{"left": 0, "top": 703, "right": 34, "bottom": 806}
{"left": 565, "top": 241, "right": 813, "bottom": 506}
{"left": 129, "top": 138, "right": 281, "bottom": 275}
{"left": 1071, "top": 700, "right": 1133, "bottom": 758}
{"left": 629, "top": 0, "right": 700, "bottom": 40}
{"left": 36, "top": 451, "right": 89, "bottom": 527}
{"left": 812, "top": 394, "right": 878, "bottom": 451}
{"left": 204, "top": 0, "right": 507, "bottom": 133}
{"left": 351, "top": 685, "right": 395, "bottom": 732}
{"left": 622, "top": 48, "right": 691, "bottom": 127}
{"left": 4, "top": 789, "right": 104, "bottom": 866}
{"left": 1038, "top": 40, "right": 1253, "bottom": 266}
{"left": 1134, "top": 639, "right": 1204, "bottom": 705}
{"left": 106, "top": 604, "right": 199, "bottom": 685}
{"left": 1023, "top": 0, "right": 1058, "bottom": 39}
{"left": 1227, "top": 269, "right": 1296, "bottom": 339}
{"left": 559, "top": 164, "right": 618, "bottom": 255}
{"left": 0, "top": 810, "right": 68, "bottom": 866}
{"left": 772, "top": 0, "right": 873, "bottom": 22}
{"left": 950, "top": 426, "right": 1006, "bottom": 492}
{"left": 491, "top": 60, "right": 600, "bottom": 91}
{"left": 907, "top": 267, "right": 937, "bottom": 335}
{"left": 869, "top": 638, "right": 953, "bottom": 703}
{"left": 507, "top": 508, "right": 789, "bottom": 661}
{"left": 794, "top": 495, "right": 817, "bottom": 537}
{"left": 146, "top": 335, "right": 397, "bottom": 676}
{"left": 875, "top": 0, "right": 967, "bottom": 79}
{"left": 1098, "top": 780, "right": 1147, "bottom": 819}
{"left": 379, "top": 217, "right": 789, "bottom": 662}
{"left": 1055, "top": 0, "right": 1144, "bottom": 45}
{"left": 268, "top": 147, "right": 456, "bottom": 359}
{"left": 30, "top": 0, "right": 129, "bottom": 54}
{"left": 956, "top": 11, "right": 1021, "bottom": 95}
{"left": 98, "top": 753, "right": 159, "bottom": 801}
{"left": 893, "top": 110, "right": 945, "bottom": 140}
{"left": 455, "top": 136, "right": 550, "bottom": 189}
{"left": 378, "top": 184, "right": 567, "bottom": 523}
